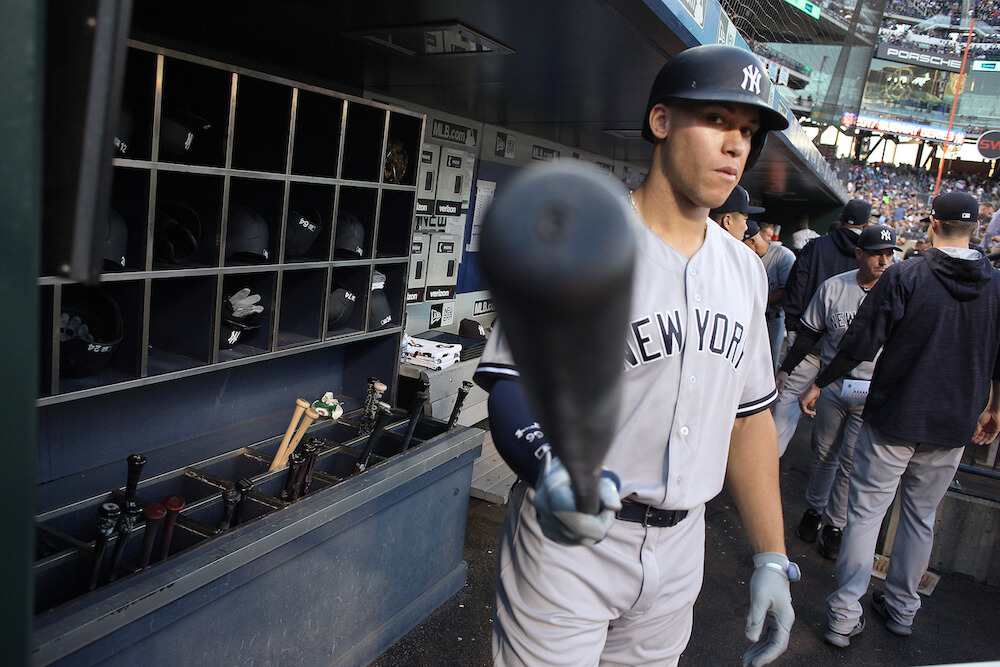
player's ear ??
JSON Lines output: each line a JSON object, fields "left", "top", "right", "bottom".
{"left": 648, "top": 103, "right": 670, "bottom": 140}
{"left": 856, "top": 247, "right": 863, "bottom": 261}
{"left": 722, "top": 214, "right": 732, "bottom": 231}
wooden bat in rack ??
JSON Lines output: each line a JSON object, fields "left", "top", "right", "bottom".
{"left": 270, "top": 400, "right": 319, "bottom": 471}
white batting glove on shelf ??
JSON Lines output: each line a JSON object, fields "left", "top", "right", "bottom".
{"left": 226, "top": 288, "right": 264, "bottom": 319}
{"left": 742, "top": 552, "right": 798, "bottom": 666}
{"left": 531, "top": 457, "right": 621, "bottom": 547}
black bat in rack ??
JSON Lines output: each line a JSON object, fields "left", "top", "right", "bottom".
{"left": 352, "top": 402, "right": 392, "bottom": 475}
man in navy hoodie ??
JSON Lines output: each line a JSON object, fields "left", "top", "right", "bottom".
{"left": 804, "top": 191, "right": 1000, "bottom": 646}
{"left": 773, "top": 200, "right": 871, "bottom": 468}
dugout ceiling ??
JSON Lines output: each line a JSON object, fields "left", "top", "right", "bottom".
{"left": 131, "top": 0, "right": 845, "bottom": 207}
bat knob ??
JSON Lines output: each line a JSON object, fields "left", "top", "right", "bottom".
{"left": 163, "top": 494, "right": 186, "bottom": 513}
{"left": 143, "top": 502, "right": 167, "bottom": 522}
{"left": 127, "top": 454, "right": 147, "bottom": 472}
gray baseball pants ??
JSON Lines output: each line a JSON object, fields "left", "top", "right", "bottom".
{"left": 804, "top": 381, "right": 864, "bottom": 529}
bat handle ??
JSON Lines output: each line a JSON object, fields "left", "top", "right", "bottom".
{"left": 87, "top": 502, "right": 121, "bottom": 591}
{"left": 353, "top": 402, "right": 392, "bottom": 475}
{"left": 138, "top": 503, "right": 166, "bottom": 568}
{"left": 447, "top": 381, "right": 473, "bottom": 430}
{"left": 232, "top": 478, "right": 254, "bottom": 527}
{"left": 107, "top": 500, "right": 141, "bottom": 582}
{"left": 124, "top": 454, "right": 147, "bottom": 502}
{"left": 219, "top": 488, "right": 240, "bottom": 530}
{"left": 283, "top": 451, "right": 307, "bottom": 501}
{"left": 269, "top": 399, "right": 311, "bottom": 472}
{"left": 400, "top": 391, "right": 429, "bottom": 453}
{"left": 300, "top": 439, "right": 320, "bottom": 495}
{"left": 275, "top": 408, "right": 319, "bottom": 469}
{"left": 158, "top": 494, "right": 186, "bottom": 562}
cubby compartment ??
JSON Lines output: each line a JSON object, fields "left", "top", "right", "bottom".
{"left": 308, "top": 448, "right": 359, "bottom": 479}
{"left": 117, "top": 48, "right": 157, "bottom": 161}
{"left": 385, "top": 112, "right": 423, "bottom": 187}
{"left": 158, "top": 57, "right": 231, "bottom": 166}
{"left": 226, "top": 177, "right": 284, "bottom": 265}
{"left": 341, "top": 102, "right": 387, "bottom": 183}
{"left": 148, "top": 276, "right": 216, "bottom": 375}
{"left": 220, "top": 273, "right": 276, "bottom": 358}
{"left": 153, "top": 171, "right": 224, "bottom": 269}
{"left": 376, "top": 189, "right": 417, "bottom": 258}
{"left": 57, "top": 282, "right": 144, "bottom": 393}
{"left": 309, "top": 416, "right": 363, "bottom": 445}
{"left": 291, "top": 89, "right": 344, "bottom": 178}
{"left": 231, "top": 75, "right": 293, "bottom": 173}
{"left": 277, "top": 267, "right": 326, "bottom": 349}
{"left": 34, "top": 549, "right": 91, "bottom": 615}
{"left": 108, "top": 166, "right": 150, "bottom": 272}
{"left": 134, "top": 470, "right": 228, "bottom": 509}
{"left": 326, "top": 266, "right": 370, "bottom": 338}
{"left": 193, "top": 453, "right": 272, "bottom": 486}
{"left": 335, "top": 186, "right": 377, "bottom": 260}
{"left": 370, "top": 263, "right": 407, "bottom": 332}
{"left": 285, "top": 182, "right": 335, "bottom": 262}
{"left": 37, "top": 495, "right": 121, "bottom": 545}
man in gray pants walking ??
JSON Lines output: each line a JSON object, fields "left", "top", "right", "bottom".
{"left": 801, "top": 192, "right": 1000, "bottom": 647}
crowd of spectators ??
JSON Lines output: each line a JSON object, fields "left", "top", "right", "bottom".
{"left": 827, "top": 158, "right": 1000, "bottom": 241}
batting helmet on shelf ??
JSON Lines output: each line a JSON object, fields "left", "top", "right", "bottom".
{"left": 334, "top": 211, "right": 365, "bottom": 259}
{"left": 226, "top": 204, "right": 271, "bottom": 263}
{"left": 59, "top": 290, "right": 123, "bottom": 378}
{"left": 285, "top": 206, "right": 323, "bottom": 258}
{"left": 154, "top": 202, "right": 201, "bottom": 265}
{"left": 160, "top": 111, "right": 213, "bottom": 160}
{"left": 103, "top": 208, "right": 128, "bottom": 271}
{"left": 641, "top": 44, "right": 789, "bottom": 169}
{"left": 327, "top": 284, "right": 358, "bottom": 329}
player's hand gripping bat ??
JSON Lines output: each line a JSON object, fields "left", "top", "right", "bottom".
{"left": 480, "top": 164, "right": 636, "bottom": 515}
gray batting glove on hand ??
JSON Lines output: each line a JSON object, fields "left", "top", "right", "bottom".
{"left": 742, "top": 552, "right": 796, "bottom": 667}
{"left": 532, "top": 458, "right": 622, "bottom": 547}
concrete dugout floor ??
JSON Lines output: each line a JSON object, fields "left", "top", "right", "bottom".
{"left": 373, "top": 417, "right": 1000, "bottom": 667}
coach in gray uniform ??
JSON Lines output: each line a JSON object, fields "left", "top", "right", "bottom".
{"left": 778, "top": 225, "right": 898, "bottom": 559}
{"left": 757, "top": 221, "right": 795, "bottom": 370}
{"left": 803, "top": 192, "right": 1000, "bottom": 647}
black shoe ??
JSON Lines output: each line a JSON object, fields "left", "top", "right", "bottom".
{"left": 818, "top": 525, "right": 842, "bottom": 560}
{"left": 871, "top": 591, "right": 912, "bottom": 636}
{"left": 824, "top": 615, "right": 865, "bottom": 648}
{"left": 796, "top": 509, "right": 822, "bottom": 542}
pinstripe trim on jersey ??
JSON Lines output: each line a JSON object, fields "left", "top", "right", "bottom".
{"left": 736, "top": 387, "right": 778, "bottom": 417}
{"left": 799, "top": 322, "right": 823, "bottom": 337}
{"left": 473, "top": 363, "right": 520, "bottom": 390}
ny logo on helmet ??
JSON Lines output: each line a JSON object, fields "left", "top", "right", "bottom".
{"left": 741, "top": 65, "right": 762, "bottom": 95}
{"left": 881, "top": 229, "right": 892, "bottom": 241}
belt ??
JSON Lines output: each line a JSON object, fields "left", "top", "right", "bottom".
{"left": 615, "top": 499, "right": 688, "bottom": 527}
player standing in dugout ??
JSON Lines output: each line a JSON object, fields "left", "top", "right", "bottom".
{"left": 474, "top": 44, "right": 797, "bottom": 667}
{"left": 799, "top": 192, "right": 1000, "bottom": 646}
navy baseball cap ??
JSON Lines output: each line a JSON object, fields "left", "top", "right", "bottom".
{"left": 710, "top": 185, "right": 765, "bottom": 217}
{"left": 742, "top": 219, "right": 761, "bottom": 241}
{"left": 931, "top": 192, "right": 979, "bottom": 222}
{"left": 858, "top": 224, "right": 900, "bottom": 251}
{"left": 841, "top": 199, "right": 871, "bottom": 227}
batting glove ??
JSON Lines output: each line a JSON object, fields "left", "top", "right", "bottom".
{"left": 531, "top": 457, "right": 622, "bottom": 546}
{"left": 226, "top": 288, "right": 264, "bottom": 319}
{"left": 742, "top": 552, "right": 797, "bottom": 667}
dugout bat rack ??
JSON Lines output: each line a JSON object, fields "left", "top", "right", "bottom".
{"left": 33, "top": 40, "right": 485, "bottom": 665}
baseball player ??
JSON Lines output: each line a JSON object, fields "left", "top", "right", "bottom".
{"left": 776, "top": 225, "right": 898, "bottom": 559}
{"left": 756, "top": 221, "right": 796, "bottom": 370}
{"left": 709, "top": 184, "right": 765, "bottom": 241}
{"left": 475, "top": 44, "right": 796, "bottom": 667}
{"left": 772, "top": 199, "right": 871, "bottom": 457}
{"left": 801, "top": 192, "right": 1000, "bottom": 646}
{"left": 790, "top": 214, "right": 819, "bottom": 254}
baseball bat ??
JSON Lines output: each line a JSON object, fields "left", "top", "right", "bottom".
{"left": 269, "top": 398, "right": 311, "bottom": 472}
{"left": 479, "top": 163, "right": 636, "bottom": 515}
{"left": 124, "top": 454, "right": 147, "bottom": 502}
{"left": 87, "top": 502, "right": 121, "bottom": 591}
{"left": 447, "top": 381, "right": 473, "bottom": 430}
{"left": 300, "top": 438, "right": 321, "bottom": 495}
{"left": 399, "top": 390, "right": 429, "bottom": 453}
{"left": 232, "top": 477, "right": 254, "bottom": 527}
{"left": 219, "top": 487, "right": 240, "bottom": 530}
{"left": 352, "top": 402, "right": 392, "bottom": 475}
{"left": 158, "top": 494, "right": 186, "bottom": 562}
{"left": 283, "top": 451, "right": 307, "bottom": 501}
{"left": 108, "top": 500, "right": 142, "bottom": 582}
{"left": 138, "top": 502, "right": 166, "bottom": 568}
{"left": 273, "top": 407, "right": 320, "bottom": 469}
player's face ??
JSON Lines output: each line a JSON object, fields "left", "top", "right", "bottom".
{"left": 744, "top": 233, "right": 768, "bottom": 257}
{"left": 859, "top": 248, "right": 894, "bottom": 281}
{"left": 658, "top": 101, "right": 761, "bottom": 211}
{"left": 725, "top": 212, "right": 749, "bottom": 240}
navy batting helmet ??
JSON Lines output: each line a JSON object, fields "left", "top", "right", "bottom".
{"left": 642, "top": 44, "right": 789, "bottom": 169}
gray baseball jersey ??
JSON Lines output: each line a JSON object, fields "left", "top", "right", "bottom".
{"left": 800, "top": 269, "right": 878, "bottom": 379}
{"left": 761, "top": 242, "right": 795, "bottom": 319}
{"left": 477, "top": 214, "right": 777, "bottom": 510}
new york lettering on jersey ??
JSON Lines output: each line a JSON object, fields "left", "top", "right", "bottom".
{"left": 625, "top": 307, "right": 749, "bottom": 371}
